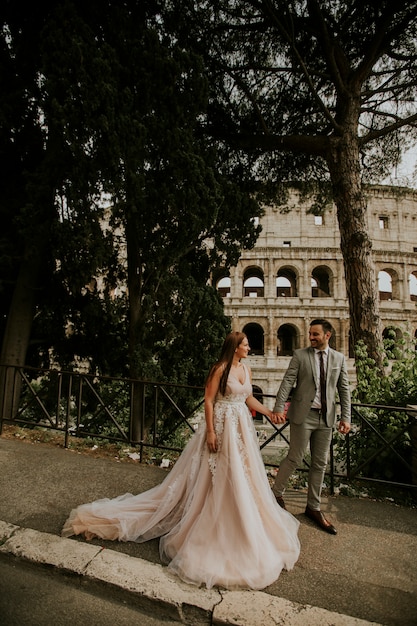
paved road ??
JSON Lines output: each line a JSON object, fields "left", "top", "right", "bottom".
{"left": 1, "top": 436, "right": 417, "bottom": 625}
{"left": 0, "top": 554, "right": 182, "bottom": 626}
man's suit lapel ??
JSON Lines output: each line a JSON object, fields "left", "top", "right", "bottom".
{"left": 307, "top": 348, "right": 318, "bottom": 386}
{"left": 326, "top": 348, "right": 333, "bottom": 383}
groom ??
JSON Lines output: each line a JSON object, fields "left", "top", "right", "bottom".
{"left": 272, "top": 319, "right": 351, "bottom": 534}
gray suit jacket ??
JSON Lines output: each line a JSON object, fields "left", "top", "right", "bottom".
{"left": 274, "top": 347, "right": 351, "bottom": 427}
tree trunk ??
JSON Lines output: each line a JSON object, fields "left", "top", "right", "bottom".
{"left": 326, "top": 134, "right": 384, "bottom": 370}
{"left": 125, "top": 213, "right": 149, "bottom": 440}
{"left": 0, "top": 243, "right": 43, "bottom": 422}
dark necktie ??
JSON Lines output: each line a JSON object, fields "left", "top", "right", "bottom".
{"left": 319, "top": 351, "right": 327, "bottom": 420}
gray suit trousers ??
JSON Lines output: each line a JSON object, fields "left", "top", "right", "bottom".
{"left": 273, "top": 408, "right": 332, "bottom": 510}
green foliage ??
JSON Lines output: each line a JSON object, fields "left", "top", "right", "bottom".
{"left": 131, "top": 265, "right": 230, "bottom": 383}
{"left": 354, "top": 336, "right": 417, "bottom": 406}
{"left": 1, "top": 1, "right": 259, "bottom": 388}
{"left": 39, "top": 1, "right": 258, "bottom": 383}
{"left": 343, "top": 337, "right": 417, "bottom": 484}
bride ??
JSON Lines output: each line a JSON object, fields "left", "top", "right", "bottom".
{"left": 62, "top": 331, "right": 300, "bottom": 590}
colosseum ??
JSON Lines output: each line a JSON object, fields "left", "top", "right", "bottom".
{"left": 214, "top": 185, "right": 417, "bottom": 405}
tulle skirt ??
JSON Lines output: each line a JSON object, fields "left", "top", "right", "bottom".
{"left": 62, "top": 397, "right": 300, "bottom": 590}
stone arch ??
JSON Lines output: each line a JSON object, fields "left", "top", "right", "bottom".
{"left": 216, "top": 276, "right": 231, "bottom": 298}
{"left": 276, "top": 266, "right": 298, "bottom": 297}
{"left": 378, "top": 268, "right": 400, "bottom": 300}
{"left": 311, "top": 265, "right": 333, "bottom": 297}
{"left": 243, "top": 266, "right": 265, "bottom": 298}
{"left": 277, "top": 323, "right": 299, "bottom": 356}
{"left": 409, "top": 271, "right": 417, "bottom": 302}
{"left": 243, "top": 322, "right": 264, "bottom": 355}
{"left": 212, "top": 268, "right": 230, "bottom": 296}
{"left": 378, "top": 270, "right": 392, "bottom": 300}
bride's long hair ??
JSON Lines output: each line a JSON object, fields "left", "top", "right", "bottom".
{"left": 206, "top": 331, "right": 247, "bottom": 396}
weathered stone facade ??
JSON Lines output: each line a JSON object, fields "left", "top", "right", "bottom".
{"left": 216, "top": 185, "right": 417, "bottom": 402}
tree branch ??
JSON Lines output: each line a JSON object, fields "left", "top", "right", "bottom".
{"left": 360, "top": 112, "right": 417, "bottom": 146}
{"left": 354, "top": 3, "right": 417, "bottom": 85}
{"left": 254, "top": 0, "right": 342, "bottom": 134}
{"left": 220, "top": 130, "right": 329, "bottom": 155}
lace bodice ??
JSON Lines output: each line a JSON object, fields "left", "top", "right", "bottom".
{"left": 216, "top": 363, "right": 252, "bottom": 401}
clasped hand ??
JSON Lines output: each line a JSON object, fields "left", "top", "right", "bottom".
{"left": 270, "top": 411, "right": 287, "bottom": 424}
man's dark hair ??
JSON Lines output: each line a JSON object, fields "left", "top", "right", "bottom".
{"left": 310, "top": 318, "right": 333, "bottom": 334}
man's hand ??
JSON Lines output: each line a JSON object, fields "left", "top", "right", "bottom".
{"left": 338, "top": 421, "right": 351, "bottom": 435}
{"left": 271, "top": 412, "right": 286, "bottom": 424}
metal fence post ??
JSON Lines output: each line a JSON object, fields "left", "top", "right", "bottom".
{"left": 130, "top": 380, "right": 145, "bottom": 443}
{"left": 407, "top": 404, "right": 417, "bottom": 486}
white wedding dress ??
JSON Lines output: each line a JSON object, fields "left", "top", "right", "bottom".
{"left": 62, "top": 364, "right": 300, "bottom": 590}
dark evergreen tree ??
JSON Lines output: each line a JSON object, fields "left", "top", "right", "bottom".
{"left": 0, "top": 1, "right": 262, "bottom": 425}
{"left": 170, "top": 0, "right": 417, "bottom": 368}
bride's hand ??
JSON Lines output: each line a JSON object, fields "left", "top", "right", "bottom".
{"left": 206, "top": 430, "right": 217, "bottom": 453}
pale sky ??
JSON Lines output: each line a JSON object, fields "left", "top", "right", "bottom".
{"left": 382, "top": 146, "right": 417, "bottom": 187}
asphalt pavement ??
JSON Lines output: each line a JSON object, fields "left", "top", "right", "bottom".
{"left": 0, "top": 435, "right": 416, "bottom": 625}
{"left": 0, "top": 555, "right": 184, "bottom": 626}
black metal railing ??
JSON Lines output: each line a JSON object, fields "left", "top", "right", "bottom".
{"left": 1, "top": 364, "right": 416, "bottom": 492}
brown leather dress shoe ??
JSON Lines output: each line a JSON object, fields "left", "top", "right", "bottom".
{"left": 274, "top": 495, "right": 286, "bottom": 509}
{"left": 305, "top": 506, "right": 337, "bottom": 535}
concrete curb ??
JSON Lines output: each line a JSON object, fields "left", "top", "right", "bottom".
{"left": 0, "top": 520, "right": 381, "bottom": 625}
